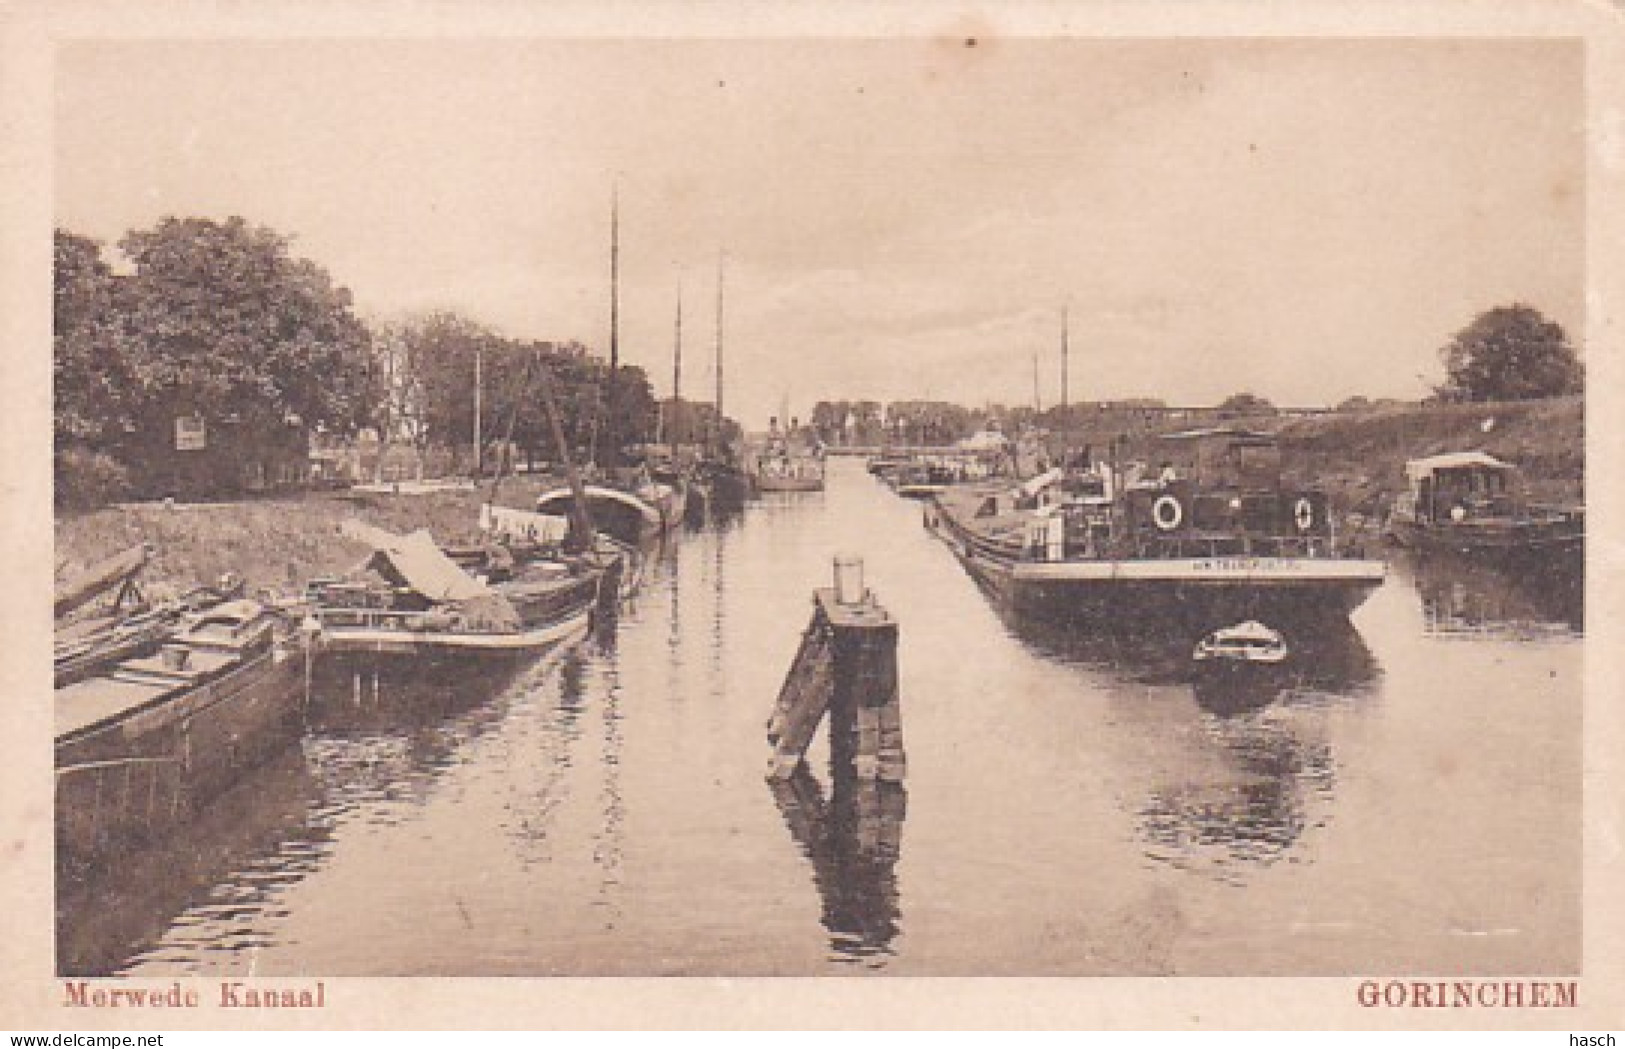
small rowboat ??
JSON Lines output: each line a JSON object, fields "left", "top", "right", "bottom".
{"left": 1192, "top": 620, "right": 1289, "bottom": 665}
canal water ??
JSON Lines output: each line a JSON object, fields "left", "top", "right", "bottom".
{"left": 61, "top": 458, "right": 1582, "bottom": 976}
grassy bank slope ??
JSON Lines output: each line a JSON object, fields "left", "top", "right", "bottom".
{"left": 1033, "top": 395, "right": 1583, "bottom": 520}
{"left": 1274, "top": 395, "right": 1583, "bottom": 516}
{"left": 55, "top": 478, "right": 556, "bottom": 598}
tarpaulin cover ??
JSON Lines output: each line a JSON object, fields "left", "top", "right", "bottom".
{"left": 340, "top": 521, "right": 492, "bottom": 603}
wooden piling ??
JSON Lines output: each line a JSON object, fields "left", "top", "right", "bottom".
{"left": 766, "top": 573, "right": 904, "bottom": 784}
{"left": 765, "top": 616, "right": 837, "bottom": 780}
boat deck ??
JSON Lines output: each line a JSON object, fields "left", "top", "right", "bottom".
{"left": 56, "top": 677, "right": 170, "bottom": 740}
{"left": 56, "top": 648, "right": 237, "bottom": 740}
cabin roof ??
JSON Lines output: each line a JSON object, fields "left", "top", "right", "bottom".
{"left": 957, "top": 430, "right": 1010, "bottom": 451}
{"left": 537, "top": 484, "right": 663, "bottom": 525}
{"left": 1404, "top": 451, "right": 1514, "bottom": 480}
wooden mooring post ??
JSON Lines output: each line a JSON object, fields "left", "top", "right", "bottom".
{"left": 766, "top": 557, "right": 905, "bottom": 783}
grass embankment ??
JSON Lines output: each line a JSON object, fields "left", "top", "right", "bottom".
{"left": 55, "top": 477, "right": 557, "bottom": 598}
{"left": 1036, "top": 395, "right": 1583, "bottom": 523}
{"left": 1272, "top": 395, "right": 1584, "bottom": 517}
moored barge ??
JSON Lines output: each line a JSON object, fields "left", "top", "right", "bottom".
{"left": 304, "top": 523, "right": 615, "bottom": 663}
{"left": 925, "top": 428, "right": 1385, "bottom": 632}
{"left": 1384, "top": 452, "right": 1583, "bottom": 574}
{"left": 55, "top": 598, "right": 305, "bottom": 867}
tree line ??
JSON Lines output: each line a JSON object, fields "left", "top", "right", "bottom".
{"left": 55, "top": 216, "right": 731, "bottom": 507}
{"left": 805, "top": 304, "right": 1581, "bottom": 448}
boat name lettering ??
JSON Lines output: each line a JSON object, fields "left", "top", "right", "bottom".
{"left": 1190, "top": 558, "right": 1301, "bottom": 573}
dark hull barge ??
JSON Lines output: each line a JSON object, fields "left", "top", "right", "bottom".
{"left": 925, "top": 428, "right": 1384, "bottom": 633}
{"left": 55, "top": 599, "right": 305, "bottom": 869}
{"left": 1385, "top": 452, "right": 1583, "bottom": 576}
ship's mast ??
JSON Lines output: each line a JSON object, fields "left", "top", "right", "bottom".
{"left": 713, "top": 251, "right": 725, "bottom": 456}
{"left": 672, "top": 281, "right": 683, "bottom": 448}
{"left": 603, "top": 185, "right": 620, "bottom": 467}
{"left": 473, "top": 342, "right": 483, "bottom": 476}
{"left": 1059, "top": 302, "right": 1070, "bottom": 410}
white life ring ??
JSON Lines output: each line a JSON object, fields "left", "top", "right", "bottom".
{"left": 1293, "top": 497, "right": 1316, "bottom": 533}
{"left": 1152, "top": 494, "right": 1183, "bottom": 531}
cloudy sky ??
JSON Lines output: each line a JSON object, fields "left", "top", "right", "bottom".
{"left": 57, "top": 37, "right": 1583, "bottom": 426}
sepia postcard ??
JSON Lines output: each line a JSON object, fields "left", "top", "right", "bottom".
{"left": 2, "top": 0, "right": 1623, "bottom": 1032}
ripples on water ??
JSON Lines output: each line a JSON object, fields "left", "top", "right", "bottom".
{"left": 58, "top": 459, "right": 1582, "bottom": 976}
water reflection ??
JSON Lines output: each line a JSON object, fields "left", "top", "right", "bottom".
{"left": 499, "top": 647, "right": 591, "bottom": 868}
{"left": 57, "top": 747, "right": 324, "bottom": 976}
{"left": 592, "top": 659, "right": 627, "bottom": 922}
{"left": 1005, "top": 610, "right": 1194, "bottom": 684}
{"left": 1159, "top": 618, "right": 1371, "bottom": 881}
{"left": 302, "top": 657, "right": 536, "bottom": 826}
{"left": 989, "top": 602, "right": 1375, "bottom": 885}
{"left": 306, "top": 657, "right": 526, "bottom": 737}
{"left": 999, "top": 604, "right": 1381, "bottom": 711}
{"left": 768, "top": 762, "right": 906, "bottom": 967}
{"left": 1139, "top": 716, "right": 1336, "bottom": 885}
{"left": 64, "top": 647, "right": 569, "bottom": 975}
{"left": 1400, "top": 551, "right": 1583, "bottom": 637}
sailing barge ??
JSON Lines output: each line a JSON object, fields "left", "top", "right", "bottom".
{"left": 925, "top": 428, "right": 1385, "bottom": 631}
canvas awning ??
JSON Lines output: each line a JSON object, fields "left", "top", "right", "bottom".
{"left": 340, "top": 521, "right": 491, "bottom": 602}
{"left": 1404, "top": 452, "right": 1514, "bottom": 481}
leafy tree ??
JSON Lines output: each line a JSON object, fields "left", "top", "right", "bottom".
{"left": 610, "top": 363, "right": 659, "bottom": 450}
{"left": 390, "top": 314, "right": 660, "bottom": 472}
{"left": 387, "top": 311, "right": 497, "bottom": 458}
{"left": 885, "top": 400, "right": 976, "bottom": 445}
{"left": 54, "top": 230, "right": 141, "bottom": 449}
{"left": 1217, "top": 392, "right": 1277, "bottom": 417}
{"left": 810, "top": 400, "right": 847, "bottom": 446}
{"left": 118, "top": 216, "right": 377, "bottom": 436}
{"left": 845, "top": 401, "right": 883, "bottom": 445}
{"left": 660, "top": 395, "right": 740, "bottom": 450}
{"left": 1437, "top": 304, "right": 1583, "bottom": 402}
{"left": 371, "top": 319, "right": 433, "bottom": 455}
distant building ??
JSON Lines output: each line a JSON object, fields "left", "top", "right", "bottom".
{"left": 122, "top": 409, "right": 312, "bottom": 499}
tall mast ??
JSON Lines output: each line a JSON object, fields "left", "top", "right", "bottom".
{"left": 672, "top": 280, "right": 683, "bottom": 447}
{"left": 532, "top": 351, "right": 597, "bottom": 555}
{"left": 1059, "top": 303, "right": 1070, "bottom": 410}
{"left": 473, "top": 342, "right": 483, "bottom": 476}
{"left": 603, "top": 185, "right": 620, "bottom": 467}
{"left": 1032, "top": 352, "right": 1040, "bottom": 412}
{"left": 713, "top": 251, "right": 725, "bottom": 455}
